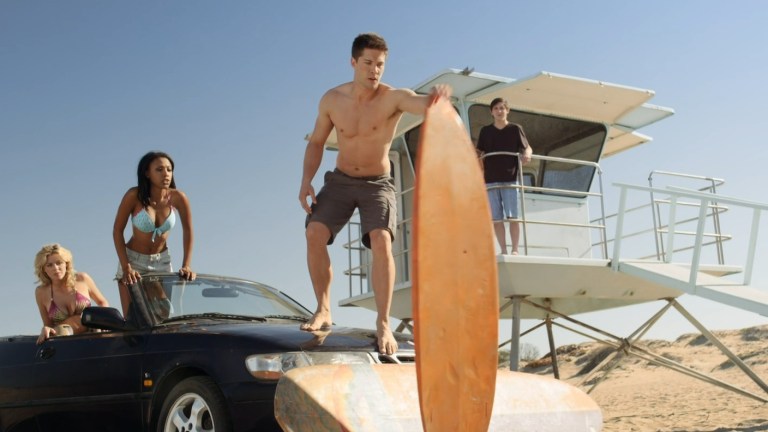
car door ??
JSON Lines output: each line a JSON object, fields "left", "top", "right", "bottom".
{"left": 0, "top": 336, "right": 47, "bottom": 431}
{"left": 28, "top": 330, "right": 146, "bottom": 431}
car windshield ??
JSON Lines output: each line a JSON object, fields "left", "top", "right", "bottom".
{"left": 136, "top": 275, "right": 312, "bottom": 323}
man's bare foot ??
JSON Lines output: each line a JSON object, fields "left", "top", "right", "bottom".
{"left": 298, "top": 329, "right": 331, "bottom": 349}
{"left": 377, "top": 322, "right": 398, "bottom": 355}
{"left": 300, "top": 311, "right": 332, "bottom": 331}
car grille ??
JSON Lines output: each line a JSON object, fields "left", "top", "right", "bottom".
{"left": 375, "top": 350, "right": 415, "bottom": 364}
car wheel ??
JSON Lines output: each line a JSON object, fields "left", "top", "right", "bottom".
{"left": 158, "top": 376, "right": 232, "bottom": 432}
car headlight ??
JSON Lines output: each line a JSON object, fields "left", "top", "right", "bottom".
{"left": 245, "top": 352, "right": 374, "bottom": 381}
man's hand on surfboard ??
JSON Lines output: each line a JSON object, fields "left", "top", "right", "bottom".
{"left": 429, "top": 84, "right": 453, "bottom": 105}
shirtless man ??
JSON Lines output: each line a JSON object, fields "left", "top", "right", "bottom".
{"left": 299, "top": 33, "right": 451, "bottom": 355}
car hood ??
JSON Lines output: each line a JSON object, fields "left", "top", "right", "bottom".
{"left": 151, "top": 321, "right": 414, "bottom": 353}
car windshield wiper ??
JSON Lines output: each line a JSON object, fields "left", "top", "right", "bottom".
{"left": 258, "top": 314, "right": 310, "bottom": 322}
{"left": 163, "top": 313, "right": 268, "bottom": 323}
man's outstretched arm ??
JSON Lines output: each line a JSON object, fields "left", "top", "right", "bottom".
{"left": 397, "top": 84, "right": 453, "bottom": 116}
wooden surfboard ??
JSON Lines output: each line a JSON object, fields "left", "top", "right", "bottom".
{"left": 274, "top": 365, "right": 603, "bottom": 432}
{"left": 412, "top": 98, "right": 500, "bottom": 431}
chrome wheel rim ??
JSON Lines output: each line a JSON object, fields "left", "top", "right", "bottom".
{"left": 163, "top": 392, "right": 215, "bottom": 432}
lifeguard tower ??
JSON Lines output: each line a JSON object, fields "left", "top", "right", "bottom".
{"left": 322, "top": 69, "right": 768, "bottom": 402}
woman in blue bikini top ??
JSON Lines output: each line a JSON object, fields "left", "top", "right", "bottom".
{"left": 112, "top": 151, "right": 196, "bottom": 317}
{"left": 131, "top": 192, "right": 177, "bottom": 242}
{"left": 34, "top": 243, "right": 109, "bottom": 344}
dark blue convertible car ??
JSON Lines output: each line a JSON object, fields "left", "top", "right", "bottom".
{"left": 0, "top": 273, "right": 415, "bottom": 431}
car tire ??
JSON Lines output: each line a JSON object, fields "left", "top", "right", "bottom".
{"left": 157, "top": 376, "right": 232, "bottom": 432}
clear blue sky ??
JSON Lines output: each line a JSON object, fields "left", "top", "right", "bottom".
{"left": 2, "top": 1, "right": 767, "bottom": 353}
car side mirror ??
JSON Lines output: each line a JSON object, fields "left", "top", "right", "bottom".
{"left": 81, "top": 306, "right": 137, "bottom": 331}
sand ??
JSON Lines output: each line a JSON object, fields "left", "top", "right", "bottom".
{"left": 520, "top": 325, "right": 768, "bottom": 432}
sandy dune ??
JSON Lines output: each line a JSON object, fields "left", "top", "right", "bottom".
{"left": 520, "top": 325, "right": 768, "bottom": 432}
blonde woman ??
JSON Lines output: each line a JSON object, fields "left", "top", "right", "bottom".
{"left": 34, "top": 244, "right": 109, "bottom": 344}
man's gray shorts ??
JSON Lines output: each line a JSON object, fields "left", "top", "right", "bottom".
{"left": 306, "top": 169, "right": 396, "bottom": 248}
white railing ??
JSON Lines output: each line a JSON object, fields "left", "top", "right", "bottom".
{"left": 482, "top": 152, "right": 608, "bottom": 258}
{"left": 596, "top": 172, "right": 731, "bottom": 263}
{"left": 342, "top": 153, "right": 609, "bottom": 297}
{"left": 648, "top": 171, "right": 727, "bottom": 263}
{"left": 612, "top": 183, "right": 767, "bottom": 287}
